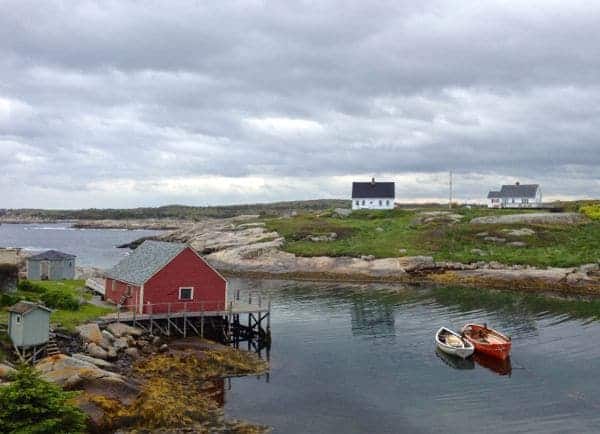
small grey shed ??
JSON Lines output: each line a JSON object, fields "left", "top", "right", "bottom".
{"left": 7, "top": 301, "right": 51, "bottom": 349}
{"left": 27, "top": 250, "right": 76, "bottom": 280}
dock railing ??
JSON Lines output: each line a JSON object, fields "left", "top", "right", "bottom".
{"left": 113, "top": 290, "right": 269, "bottom": 318}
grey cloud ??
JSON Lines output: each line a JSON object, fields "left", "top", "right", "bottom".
{"left": 0, "top": 0, "right": 599, "bottom": 208}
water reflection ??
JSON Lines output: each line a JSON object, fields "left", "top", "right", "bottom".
{"left": 473, "top": 353, "right": 512, "bottom": 377}
{"left": 350, "top": 297, "right": 396, "bottom": 337}
{"left": 435, "top": 348, "right": 475, "bottom": 370}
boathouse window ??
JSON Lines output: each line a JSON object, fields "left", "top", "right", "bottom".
{"left": 16, "top": 315, "right": 21, "bottom": 324}
{"left": 179, "top": 287, "right": 193, "bottom": 300}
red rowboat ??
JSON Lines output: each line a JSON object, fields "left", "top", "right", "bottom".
{"left": 461, "top": 324, "right": 511, "bottom": 360}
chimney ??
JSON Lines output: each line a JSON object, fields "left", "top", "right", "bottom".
{"left": 515, "top": 181, "right": 520, "bottom": 186}
{"left": 371, "top": 177, "right": 376, "bottom": 185}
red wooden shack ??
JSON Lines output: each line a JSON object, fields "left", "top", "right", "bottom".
{"left": 104, "top": 240, "right": 227, "bottom": 314}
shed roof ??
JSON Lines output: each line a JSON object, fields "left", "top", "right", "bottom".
{"left": 28, "top": 250, "right": 76, "bottom": 261}
{"left": 106, "top": 240, "right": 187, "bottom": 285}
{"left": 352, "top": 180, "right": 395, "bottom": 199}
{"left": 488, "top": 184, "right": 539, "bottom": 199}
{"left": 8, "top": 301, "right": 52, "bottom": 315}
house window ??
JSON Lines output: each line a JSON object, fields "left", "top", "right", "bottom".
{"left": 386, "top": 200, "right": 390, "bottom": 206}
{"left": 112, "top": 280, "right": 116, "bottom": 291}
{"left": 16, "top": 315, "right": 21, "bottom": 324}
{"left": 522, "top": 198, "right": 528, "bottom": 204}
{"left": 355, "top": 201, "right": 359, "bottom": 206}
{"left": 126, "top": 285, "right": 132, "bottom": 296}
{"left": 179, "top": 287, "right": 193, "bottom": 300}
{"left": 379, "top": 200, "right": 382, "bottom": 206}
{"left": 362, "top": 200, "right": 365, "bottom": 205}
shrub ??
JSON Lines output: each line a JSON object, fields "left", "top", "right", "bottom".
{"left": 40, "top": 289, "right": 80, "bottom": 310}
{"left": 580, "top": 204, "right": 600, "bottom": 220}
{"left": 0, "top": 293, "right": 20, "bottom": 307}
{"left": 0, "top": 365, "right": 87, "bottom": 434}
{"left": 17, "top": 280, "right": 46, "bottom": 293}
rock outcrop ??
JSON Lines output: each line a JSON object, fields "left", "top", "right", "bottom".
{"left": 470, "top": 212, "right": 589, "bottom": 225}
{"left": 36, "top": 354, "right": 131, "bottom": 390}
{"left": 76, "top": 323, "right": 103, "bottom": 345}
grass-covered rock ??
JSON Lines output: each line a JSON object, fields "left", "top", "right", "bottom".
{"left": 266, "top": 207, "right": 600, "bottom": 267}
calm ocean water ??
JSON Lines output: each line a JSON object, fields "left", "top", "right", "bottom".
{"left": 0, "top": 223, "right": 163, "bottom": 269}
{"left": 226, "top": 279, "right": 600, "bottom": 434}
{"left": 2, "top": 225, "right": 598, "bottom": 433}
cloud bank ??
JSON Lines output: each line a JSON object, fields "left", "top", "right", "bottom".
{"left": 1, "top": 0, "right": 599, "bottom": 208}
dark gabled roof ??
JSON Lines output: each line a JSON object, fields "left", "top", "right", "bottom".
{"left": 28, "top": 250, "right": 76, "bottom": 261}
{"left": 106, "top": 240, "right": 187, "bottom": 285}
{"left": 352, "top": 181, "right": 395, "bottom": 199}
{"left": 488, "top": 184, "right": 539, "bottom": 199}
{"left": 8, "top": 301, "right": 52, "bottom": 315}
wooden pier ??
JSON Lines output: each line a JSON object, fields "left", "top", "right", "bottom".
{"left": 99, "top": 291, "right": 271, "bottom": 349}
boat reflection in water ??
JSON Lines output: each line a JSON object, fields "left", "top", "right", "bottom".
{"left": 435, "top": 348, "right": 475, "bottom": 370}
{"left": 473, "top": 352, "right": 512, "bottom": 377}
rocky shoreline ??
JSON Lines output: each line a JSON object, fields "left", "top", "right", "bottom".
{"left": 1, "top": 320, "right": 270, "bottom": 433}
{"left": 109, "top": 216, "right": 600, "bottom": 297}
{"left": 10, "top": 214, "right": 597, "bottom": 296}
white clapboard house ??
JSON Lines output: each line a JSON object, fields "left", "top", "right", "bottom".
{"left": 352, "top": 178, "right": 395, "bottom": 210}
{"left": 487, "top": 182, "right": 542, "bottom": 208}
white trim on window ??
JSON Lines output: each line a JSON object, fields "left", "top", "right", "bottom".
{"left": 179, "top": 287, "right": 194, "bottom": 300}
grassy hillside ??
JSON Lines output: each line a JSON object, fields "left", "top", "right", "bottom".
{"left": 0, "top": 280, "right": 114, "bottom": 332}
{"left": 265, "top": 207, "right": 600, "bottom": 267}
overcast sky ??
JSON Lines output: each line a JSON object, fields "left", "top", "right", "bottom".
{"left": 1, "top": 0, "right": 599, "bottom": 209}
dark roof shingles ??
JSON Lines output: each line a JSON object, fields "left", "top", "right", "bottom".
{"left": 352, "top": 182, "right": 395, "bottom": 199}
{"left": 28, "top": 250, "right": 76, "bottom": 261}
{"left": 8, "top": 301, "right": 51, "bottom": 314}
{"left": 488, "top": 184, "right": 539, "bottom": 199}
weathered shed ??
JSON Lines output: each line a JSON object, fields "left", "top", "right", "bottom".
{"left": 104, "top": 240, "right": 227, "bottom": 314}
{"left": 7, "top": 301, "right": 51, "bottom": 348}
{"left": 27, "top": 250, "right": 76, "bottom": 280}
{"left": 0, "top": 263, "right": 19, "bottom": 293}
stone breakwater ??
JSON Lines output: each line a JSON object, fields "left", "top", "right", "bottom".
{"left": 113, "top": 216, "right": 600, "bottom": 296}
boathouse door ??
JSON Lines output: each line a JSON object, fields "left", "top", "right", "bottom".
{"left": 41, "top": 261, "right": 49, "bottom": 280}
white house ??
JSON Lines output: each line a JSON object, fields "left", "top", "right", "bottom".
{"left": 352, "top": 178, "right": 395, "bottom": 210}
{"left": 487, "top": 182, "right": 542, "bottom": 208}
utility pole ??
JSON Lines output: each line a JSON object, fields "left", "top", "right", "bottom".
{"left": 449, "top": 171, "right": 453, "bottom": 209}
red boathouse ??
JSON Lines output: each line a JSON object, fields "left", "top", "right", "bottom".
{"left": 104, "top": 240, "right": 227, "bottom": 314}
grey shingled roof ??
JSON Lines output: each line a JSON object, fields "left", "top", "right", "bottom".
{"left": 106, "top": 240, "right": 187, "bottom": 285}
{"left": 8, "top": 301, "right": 52, "bottom": 315}
{"left": 28, "top": 250, "right": 76, "bottom": 261}
{"left": 352, "top": 181, "right": 395, "bottom": 198}
{"left": 488, "top": 184, "right": 539, "bottom": 199}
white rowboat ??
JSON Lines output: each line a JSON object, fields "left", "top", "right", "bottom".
{"left": 435, "top": 327, "right": 475, "bottom": 359}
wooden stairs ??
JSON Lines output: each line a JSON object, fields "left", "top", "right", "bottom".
{"left": 46, "top": 331, "right": 61, "bottom": 357}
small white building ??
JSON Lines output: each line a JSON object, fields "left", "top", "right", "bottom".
{"left": 487, "top": 182, "right": 542, "bottom": 208}
{"left": 351, "top": 178, "right": 395, "bottom": 210}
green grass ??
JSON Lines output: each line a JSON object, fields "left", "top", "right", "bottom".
{"left": 51, "top": 303, "right": 114, "bottom": 332}
{"left": 0, "top": 280, "right": 115, "bottom": 333}
{"left": 265, "top": 207, "right": 600, "bottom": 267}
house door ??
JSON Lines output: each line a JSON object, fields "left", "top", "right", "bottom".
{"left": 41, "top": 261, "right": 50, "bottom": 280}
